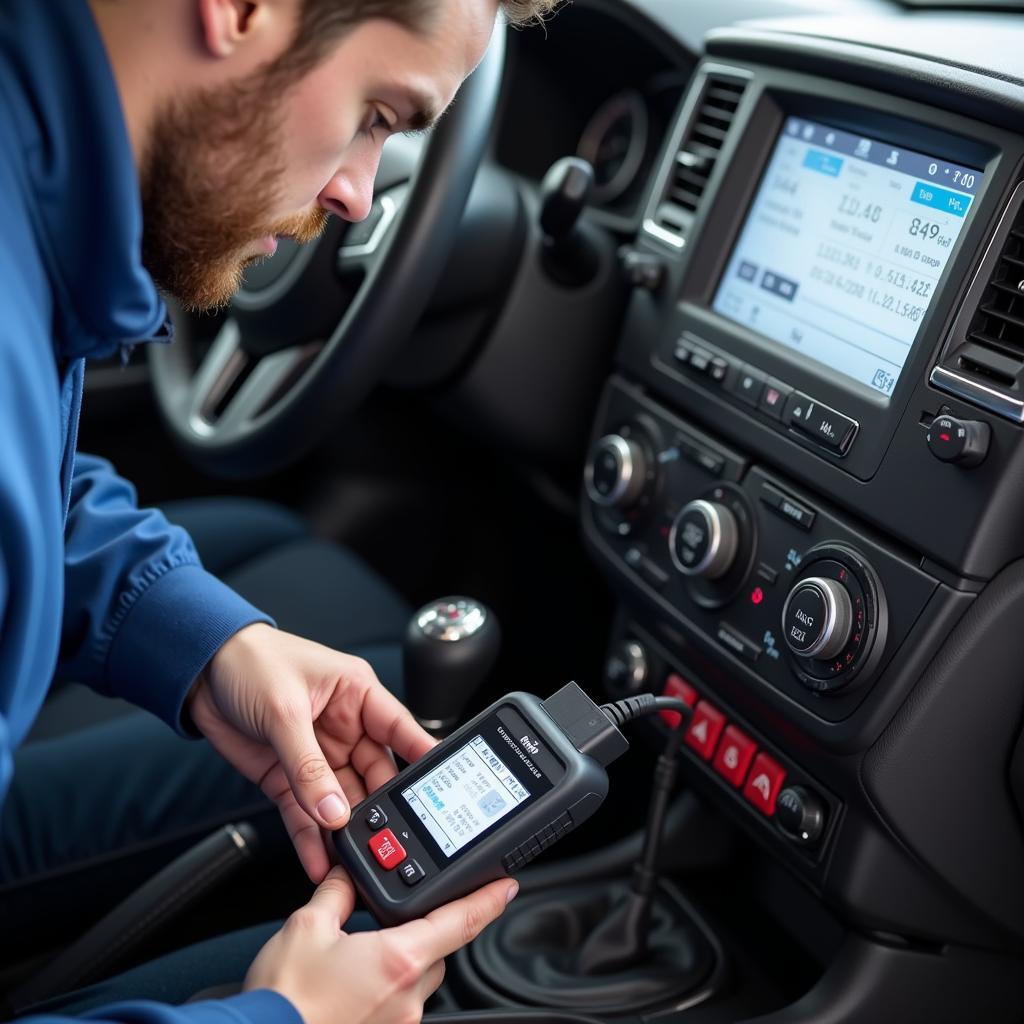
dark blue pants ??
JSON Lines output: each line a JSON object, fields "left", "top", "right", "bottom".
{"left": 0, "top": 499, "right": 410, "bottom": 1011}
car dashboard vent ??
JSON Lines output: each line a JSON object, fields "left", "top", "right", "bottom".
{"left": 645, "top": 73, "right": 747, "bottom": 251}
{"left": 932, "top": 182, "right": 1024, "bottom": 422}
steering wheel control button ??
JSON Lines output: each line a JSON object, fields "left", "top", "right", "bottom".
{"left": 926, "top": 414, "right": 990, "bottom": 467}
{"left": 364, "top": 805, "right": 388, "bottom": 830}
{"left": 782, "top": 577, "right": 852, "bottom": 661}
{"left": 716, "top": 623, "right": 762, "bottom": 663}
{"left": 585, "top": 433, "right": 646, "bottom": 508}
{"left": 742, "top": 753, "right": 787, "bottom": 816}
{"left": 776, "top": 786, "right": 826, "bottom": 845}
{"left": 660, "top": 672, "right": 699, "bottom": 728}
{"left": 758, "top": 378, "right": 793, "bottom": 421}
{"left": 729, "top": 364, "right": 767, "bottom": 408}
{"left": 398, "top": 859, "right": 426, "bottom": 886}
{"left": 759, "top": 483, "right": 815, "bottom": 531}
{"left": 669, "top": 500, "right": 739, "bottom": 579}
{"left": 786, "top": 393, "right": 858, "bottom": 454}
{"left": 369, "top": 828, "right": 407, "bottom": 870}
{"left": 712, "top": 725, "right": 757, "bottom": 788}
{"left": 684, "top": 701, "right": 726, "bottom": 761}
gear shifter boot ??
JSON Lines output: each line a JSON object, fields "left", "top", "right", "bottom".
{"left": 466, "top": 880, "right": 718, "bottom": 1014}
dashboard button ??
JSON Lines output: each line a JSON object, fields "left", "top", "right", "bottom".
{"left": 743, "top": 753, "right": 787, "bottom": 816}
{"left": 673, "top": 339, "right": 696, "bottom": 365}
{"left": 689, "top": 348, "right": 713, "bottom": 373}
{"left": 684, "top": 701, "right": 726, "bottom": 760}
{"left": 729, "top": 365, "right": 767, "bottom": 407}
{"left": 760, "top": 483, "right": 816, "bottom": 531}
{"left": 710, "top": 356, "right": 730, "bottom": 383}
{"left": 789, "top": 396, "right": 858, "bottom": 453}
{"left": 605, "top": 639, "right": 648, "bottom": 693}
{"left": 782, "top": 577, "right": 853, "bottom": 660}
{"left": 758, "top": 378, "right": 792, "bottom": 420}
{"left": 669, "top": 500, "right": 739, "bottom": 579}
{"left": 712, "top": 725, "right": 757, "bottom": 787}
{"left": 625, "top": 546, "right": 669, "bottom": 590}
{"left": 776, "top": 786, "right": 826, "bottom": 845}
{"left": 926, "top": 414, "right": 990, "bottom": 467}
{"left": 716, "top": 623, "right": 762, "bottom": 663}
{"left": 661, "top": 672, "right": 698, "bottom": 727}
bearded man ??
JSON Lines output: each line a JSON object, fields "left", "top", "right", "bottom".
{"left": 0, "top": 0, "right": 553, "bottom": 1021}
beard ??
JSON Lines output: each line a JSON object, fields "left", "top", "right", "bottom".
{"left": 140, "top": 68, "right": 329, "bottom": 312}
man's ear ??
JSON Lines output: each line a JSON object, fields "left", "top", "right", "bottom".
{"left": 196, "top": 0, "right": 265, "bottom": 58}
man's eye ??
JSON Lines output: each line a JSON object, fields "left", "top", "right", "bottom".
{"left": 362, "top": 109, "right": 390, "bottom": 136}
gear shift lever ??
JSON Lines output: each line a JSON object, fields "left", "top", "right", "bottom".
{"left": 403, "top": 596, "right": 501, "bottom": 735}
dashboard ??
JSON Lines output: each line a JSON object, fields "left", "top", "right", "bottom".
{"left": 559, "top": 0, "right": 1024, "bottom": 1013}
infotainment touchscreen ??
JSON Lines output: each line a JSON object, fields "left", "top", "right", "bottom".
{"left": 712, "top": 117, "right": 981, "bottom": 398}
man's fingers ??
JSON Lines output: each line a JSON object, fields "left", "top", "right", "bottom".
{"left": 266, "top": 703, "right": 350, "bottom": 830}
{"left": 392, "top": 878, "right": 518, "bottom": 963}
{"left": 277, "top": 797, "right": 332, "bottom": 882}
{"left": 359, "top": 683, "right": 437, "bottom": 766}
{"left": 419, "top": 959, "right": 446, "bottom": 999}
{"left": 350, "top": 735, "right": 400, "bottom": 794}
{"left": 305, "top": 865, "right": 357, "bottom": 926}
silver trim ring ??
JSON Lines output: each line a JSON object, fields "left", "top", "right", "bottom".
{"left": 669, "top": 499, "right": 736, "bottom": 579}
{"left": 782, "top": 577, "right": 852, "bottom": 660}
{"left": 585, "top": 434, "right": 637, "bottom": 507}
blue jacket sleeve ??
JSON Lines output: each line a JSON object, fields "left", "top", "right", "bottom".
{"left": 23, "top": 990, "right": 303, "bottom": 1024}
{"left": 58, "top": 453, "right": 274, "bottom": 733}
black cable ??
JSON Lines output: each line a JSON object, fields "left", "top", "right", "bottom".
{"left": 599, "top": 694, "right": 693, "bottom": 729}
{"left": 597, "top": 695, "right": 693, "bottom": 944}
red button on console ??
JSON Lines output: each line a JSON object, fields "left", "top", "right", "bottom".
{"left": 661, "top": 673, "right": 698, "bottom": 727}
{"left": 369, "top": 828, "right": 407, "bottom": 870}
{"left": 712, "top": 725, "right": 757, "bottom": 787}
{"left": 684, "top": 701, "right": 726, "bottom": 760}
{"left": 742, "top": 753, "right": 787, "bottom": 816}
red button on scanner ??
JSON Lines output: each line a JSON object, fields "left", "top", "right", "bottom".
{"left": 661, "top": 673, "right": 698, "bottom": 727}
{"left": 684, "top": 701, "right": 726, "bottom": 760}
{"left": 369, "top": 828, "right": 407, "bottom": 870}
{"left": 742, "top": 753, "right": 787, "bottom": 816}
{"left": 712, "top": 725, "right": 757, "bottom": 787}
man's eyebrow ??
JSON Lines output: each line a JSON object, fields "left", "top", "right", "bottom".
{"left": 394, "top": 87, "right": 443, "bottom": 134}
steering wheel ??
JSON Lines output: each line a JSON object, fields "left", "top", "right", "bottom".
{"left": 150, "top": 23, "right": 506, "bottom": 479}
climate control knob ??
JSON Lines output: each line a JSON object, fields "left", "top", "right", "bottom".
{"left": 782, "top": 577, "right": 853, "bottom": 661}
{"left": 585, "top": 434, "right": 647, "bottom": 508}
{"left": 669, "top": 499, "right": 739, "bottom": 580}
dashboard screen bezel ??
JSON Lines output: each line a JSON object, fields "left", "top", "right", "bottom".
{"left": 653, "top": 68, "right": 1004, "bottom": 481}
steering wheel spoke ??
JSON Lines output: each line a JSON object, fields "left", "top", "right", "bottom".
{"left": 335, "top": 188, "right": 406, "bottom": 279}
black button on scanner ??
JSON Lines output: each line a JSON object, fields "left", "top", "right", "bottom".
{"left": 399, "top": 859, "right": 426, "bottom": 886}
{"left": 364, "top": 805, "right": 388, "bottom": 829}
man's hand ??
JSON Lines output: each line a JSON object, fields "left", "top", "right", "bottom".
{"left": 245, "top": 867, "right": 518, "bottom": 1024}
{"left": 188, "top": 623, "right": 436, "bottom": 881}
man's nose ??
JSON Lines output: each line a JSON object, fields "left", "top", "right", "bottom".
{"left": 318, "top": 163, "right": 376, "bottom": 223}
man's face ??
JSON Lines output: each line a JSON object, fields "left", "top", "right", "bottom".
{"left": 141, "top": 0, "right": 497, "bottom": 311}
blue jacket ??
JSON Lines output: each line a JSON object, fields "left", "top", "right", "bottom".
{"left": 0, "top": 1, "right": 296, "bottom": 1022}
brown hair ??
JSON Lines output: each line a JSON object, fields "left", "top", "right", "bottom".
{"left": 276, "top": 0, "right": 563, "bottom": 77}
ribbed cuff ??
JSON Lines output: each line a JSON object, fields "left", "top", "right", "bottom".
{"left": 105, "top": 563, "right": 274, "bottom": 735}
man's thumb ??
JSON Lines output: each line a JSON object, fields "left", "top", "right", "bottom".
{"left": 269, "top": 712, "right": 349, "bottom": 828}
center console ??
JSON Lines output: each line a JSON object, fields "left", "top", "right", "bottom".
{"left": 578, "top": 32, "right": 1024, "bottom": 1022}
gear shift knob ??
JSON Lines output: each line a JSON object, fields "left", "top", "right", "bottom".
{"left": 403, "top": 597, "right": 501, "bottom": 735}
